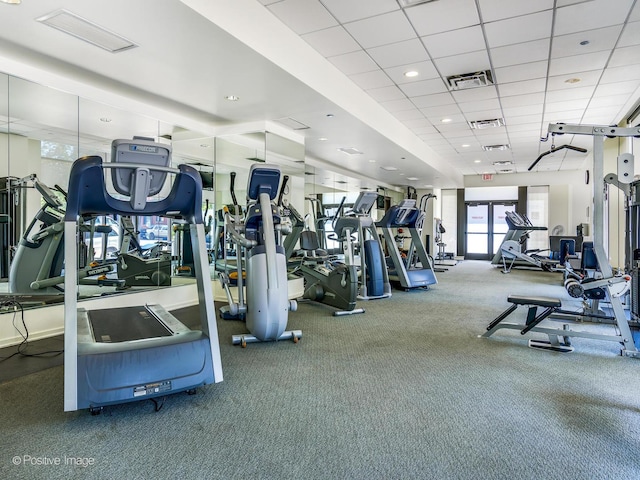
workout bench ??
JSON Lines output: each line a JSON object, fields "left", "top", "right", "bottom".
{"left": 481, "top": 295, "right": 574, "bottom": 353}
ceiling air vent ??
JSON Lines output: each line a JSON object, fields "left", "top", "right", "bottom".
{"left": 492, "top": 161, "right": 512, "bottom": 166}
{"left": 399, "top": 0, "right": 439, "bottom": 7}
{"left": 37, "top": 9, "right": 137, "bottom": 53}
{"left": 275, "top": 117, "right": 310, "bottom": 130}
{"left": 469, "top": 118, "right": 504, "bottom": 129}
{"left": 447, "top": 70, "right": 493, "bottom": 90}
{"left": 498, "top": 169, "right": 514, "bottom": 174}
{"left": 482, "top": 144, "right": 510, "bottom": 151}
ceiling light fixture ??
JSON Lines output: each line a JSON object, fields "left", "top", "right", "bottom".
{"left": 474, "top": 159, "right": 481, "bottom": 163}
{"left": 381, "top": 166, "right": 398, "bottom": 171}
{"left": 326, "top": 114, "right": 334, "bottom": 118}
{"left": 404, "top": 70, "right": 419, "bottom": 78}
{"left": 1, "top": 0, "right": 22, "bottom": 4}
{"left": 441, "top": 118, "right": 452, "bottom": 123}
{"left": 399, "top": 0, "right": 439, "bottom": 7}
{"left": 407, "top": 177, "right": 419, "bottom": 181}
{"left": 99, "top": 117, "right": 112, "bottom": 123}
{"left": 318, "top": 137, "right": 328, "bottom": 141}
{"left": 37, "top": 9, "right": 137, "bottom": 53}
{"left": 461, "top": 144, "right": 470, "bottom": 148}
{"left": 225, "top": 95, "right": 239, "bottom": 101}
{"left": 565, "top": 78, "right": 581, "bottom": 84}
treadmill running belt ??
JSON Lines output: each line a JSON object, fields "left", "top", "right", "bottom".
{"left": 89, "top": 306, "right": 172, "bottom": 343}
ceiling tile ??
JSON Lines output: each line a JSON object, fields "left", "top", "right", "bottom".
{"left": 551, "top": 26, "right": 622, "bottom": 58}
{"left": 618, "top": 21, "right": 640, "bottom": 47}
{"left": 484, "top": 11, "right": 553, "bottom": 48}
{"left": 608, "top": 45, "right": 640, "bottom": 68}
{"left": 507, "top": 122, "right": 542, "bottom": 132}
{"left": 593, "top": 80, "right": 640, "bottom": 97}
{"left": 457, "top": 98, "right": 502, "bottom": 113}
{"left": 343, "top": 11, "right": 415, "bottom": 49}
{"left": 503, "top": 104, "right": 544, "bottom": 117}
{"left": 390, "top": 107, "right": 425, "bottom": 119}
{"left": 402, "top": 118, "right": 431, "bottom": 129}
{"left": 451, "top": 85, "right": 498, "bottom": 103}
{"left": 400, "top": 78, "right": 448, "bottom": 97}
{"left": 498, "top": 78, "right": 546, "bottom": 97}
{"left": 267, "top": 0, "right": 337, "bottom": 34}
{"left": 411, "top": 93, "right": 456, "bottom": 109}
{"left": 545, "top": 85, "right": 596, "bottom": 102}
{"left": 432, "top": 50, "right": 491, "bottom": 77}
{"left": 404, "top": 0, "right": 480, "bottom": 37}
{"left": 588, "top": 94, "right": 632, "bottom": 109}
{"left": 384, "top": 61, "right": 439, "bottom": 84}
{"left": 491, "top": 39, "right": 550, "bottom": 68}
{"left": 500, "top": 92, "right": 545, "bottom": 108}
{"left": 350, "top": 69, "right": 394, "bottom": 89}
{"left": 421, "top": 104, "right": 463, "bottom": 118}
{"left": 478, "top": 0, "right": 554, "bottom": 23}
{"left": 554, "top": 0, "right": 635, "bottom": 36}
{"left": 366, "top": 85, "right": 407, "bottom": 102}
{"left": 301, "top": 26, "right": 361, "bottom": 56}
{"left": 366, "top": 38, "right": 429, "bottom": 68}
{"left": 321, "top": 0, "right": 399, "bottom": 23}
{"left": 600, "top": 65, "right": 640, "bottom": 83}
{"left": 544, "top": 99, "right": 590, "bottom": 112}
{"left": 494, "top": 61, "right": 548, "bottom": 83}
{"left": 548, "top": 50, "right": 610, "bottom": 76}
{"left": 546, "top": 70, "right": 602, "bottom": 89}
{"left": 328, "top": 50, "right": 379, "bottom": 75}
{"left": 421, "top": 26, "right": 486, "bottom": 59}
{"left": 507, "top": 114, "right": 544, "bottom": 126}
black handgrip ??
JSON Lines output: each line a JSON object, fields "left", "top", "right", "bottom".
{"left": 230, "top": 172, "right": 238, "bottom": 206}
{"left": 528, "top": 144, "right": 588, "bottom": 171}
{"left": 278, "top": 175, "right": 289, "bottom": 206}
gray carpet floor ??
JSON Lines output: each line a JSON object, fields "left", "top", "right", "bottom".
{"left": 1, "top": 260, "right": 639, "bottom": 480}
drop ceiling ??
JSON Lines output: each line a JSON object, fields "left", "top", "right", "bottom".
{"left": 0, "top": 0, "right": 638, "bottom": 190}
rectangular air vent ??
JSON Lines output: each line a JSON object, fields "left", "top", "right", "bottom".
{"left": 275, "top": 117, "right": 310, "bottom": 130}
{"left": 482, "top": 144, "right": 510, "bottom": 151}
{"left": 492, "top": 161, "right": 512, "bottom": 166}
{"left": 447, "top": 70, "right": 494, "bottom": 90}
{"left": 37, "top": 9, "right": 137, "bottom": 53}
{"left": 338, "top": 147, "right": 363, "bottom": 155}
{"left": 469, "top": 118, "right": 504, "bottom": 129}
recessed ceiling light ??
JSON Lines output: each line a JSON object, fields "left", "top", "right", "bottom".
{"left": 225, "top": 95, "right": 239, "bottom": 101}
{"left": 461, "top": 144, "right": 470, "bottom": 148}
{"left": 407, "top": 177, "right": 419, "bottom": 181}
{"left": 318, "top": 137, "right": 328, "bottom": 141}
{"left": 326, "top": 114, "right": 334, "bottom": 118}
{"left": 1, "top": 0, "right": 21, "bottom": 4}
{"left": 474, "top": 159, "right": 481, "bottom": 163}
{"left": 381, "top": 166, "right": 398, "bottom": 171}
{"left": 404, "top": 70, "right": 419, "bottom": 78}
{"left": 200, "top": 144, "right": 210, "bottom": 148}
{"left": 441, "top": 118, "right": 452, "bottom": 123}
{"left": 100, "top": 117, "right": 112, "bottom": 123}
{"left": 565, "top": 78, "right": 581, "bottom": 84}
{"left": 579, "top": 40, "right": 590, "bottom": 46}
{"left": 369, "top": 159, "right": 376, "bottom": 163}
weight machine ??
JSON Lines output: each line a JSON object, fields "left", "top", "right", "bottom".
{"left": 483, "top": 123, "right": 640, "bottom": 357}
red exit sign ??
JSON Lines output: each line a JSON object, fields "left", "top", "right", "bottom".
{"left": 482, "top": 173, "right": 493, "bottom": 181}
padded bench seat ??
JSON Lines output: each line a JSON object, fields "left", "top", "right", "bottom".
{"left": 507, "top": 295, "right": 561, "bottom": 308}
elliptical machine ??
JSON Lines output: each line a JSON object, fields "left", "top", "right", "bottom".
{"left": 333, "top": 192, "right": 392, "bottom": 301}
{"left": 218, "top": 165, "right": 300, "bottom": 347}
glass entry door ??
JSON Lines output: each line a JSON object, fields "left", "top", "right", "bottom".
{"left": 465, "top": 202, "right": 516, "bottom": 260}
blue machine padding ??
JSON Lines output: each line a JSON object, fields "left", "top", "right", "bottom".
{"left": 247, "top": 165, "right": 280, "bottom": 201}
{"left": 406, "top": 269, "right": 437, "bottom": 286}
{"left": 65, "top": 156, "right": 203, "bottom": 223}
{"left": 364, "top": 239, "right": 385, "bottom": 297}
{"left": 247, "top": 244, "right": 285, "bottom": 258}
{"left": 76, "top": 337, "right": 214, "bottom": 409}
{"left": 377, "top": 206, "right": 421, "bottom": 228}
{"left": 582, "top": 241, "right": 598, "bottom": 270}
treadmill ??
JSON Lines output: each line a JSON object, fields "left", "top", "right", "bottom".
{"left": 376, "top": 199, "right": 438, "bottom": 290}
{"left": 63, "top": 137, "right": 223, "bottom": 413}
